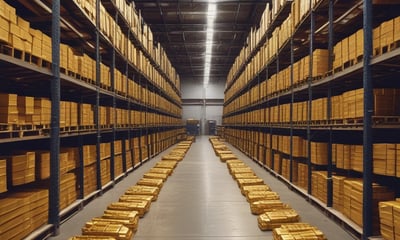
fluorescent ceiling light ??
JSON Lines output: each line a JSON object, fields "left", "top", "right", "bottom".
{"left": 204, "top": 2, "right": 217, "bottom": 86}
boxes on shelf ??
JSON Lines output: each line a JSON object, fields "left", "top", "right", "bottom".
{"left": 33, "top": 98, "right": 51, "bottom": 126}
{"left": 397, "top": 144, "right": 400, "bottom": 178}
{"left": 0, "top": 159, "right": 6, "bottom": 193}
{"left": 41, "top": 33, "right": 51, "bottom": 62}
{"left": 332, "top": 175, "right": 346, "bottom": 212}
{"left": 380, "top": 18, "right": 394, "bottom": 50}
{"left": 0, "top": 93, "right": 18, "bottom": 124}
{"left": 60, "top": 43, "right": 69, "bottom": 70}
{"left": 296, "top": 162, "right": 308, "bottom": 190}
{"left": 379, "top": 199, "right": 400, "bottom": 240}
{"left": 0, "top": 13, "right": 9, "bottom": 44}
{"left": 10, "top": 151, "right": 35, "bottom": 186}
{"left": 100, "top": 158, "right": 111, "bottom": 187}
{"left": 310, "top": 141, "right": 328, "bottom": 165}
{"left": 0, "top": 188, "right": 49, "bottom": 239}
{"left": 36, "top": 151, "right": 50, "bottom": 180}
{"left": 60, "top": 172, "right": 77, "bottom": 210}
{"left": 343, "top": 179, "right": 395, "bottom": 235}
{"left": 17, "top": 96, "right": 34, "bottom": 124}
{"left": 311, "top": 171, "right": 328, "bottom": 204}
{"left": 394, "top": 16, "right": 400, "bottom": 43}
{"left": 84, "top": 163, "right": 97, "bottom": 197}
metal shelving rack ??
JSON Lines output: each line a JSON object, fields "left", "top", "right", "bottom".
{"left": 0, "top": 0, "right": 186, "bottom": 238}
{"left": 222, "top": 1, "right": 400, "bottom": 239}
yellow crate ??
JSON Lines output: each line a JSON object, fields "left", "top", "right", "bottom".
{"left": 10, "top": 152, "right": 35, "bottom": 186}
{"left": 0, "top": 159, "right": 6, "bottom": 193}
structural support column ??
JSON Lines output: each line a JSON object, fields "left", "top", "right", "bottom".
{"left": 110, "top": 41, "right": 116, "bottom": 183}
{"left": 362, "top": 0, "right": 373, "bottom": 238}
{"left": 307, "top": 6, "right": 314, "bottom": 195}
{"left": 95, "top": 0, "right": 102, "bottom": 191}
{"left": 49, "top": 0, "right": 61, "bottom": 234}
{"left": 289, "top": 37, "right": 294, "bottom": 182}
{"left": 326, "top": 0, "right": 334, "bottom": 208}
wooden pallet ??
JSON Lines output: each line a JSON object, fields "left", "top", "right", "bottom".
{"left": 373, "top": 116, "right": 400, "bottom": 125}
{"left": 0, "top": 123, "right": 45, "bottom": 138}
{"left": 60, "top": 125, "right": 79, "bottom": 133}
{"left": 0, "top": 44, "right": 25, "bottom": 60}
{"left": 343, "top": 117, "right": 363, "bottom": 125}
{"left": 375, "top": 40, "right": 400, "bottom": 56}
{"left": 79, "top": 125, "right": 95, "bottom": 130}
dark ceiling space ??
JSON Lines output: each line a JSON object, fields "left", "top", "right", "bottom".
{"left": 134, "top": 0, "right": 269, "bottom": 83}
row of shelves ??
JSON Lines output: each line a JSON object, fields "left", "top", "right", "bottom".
{"left": 223, "top": 88, "right": 400, "bottom": 128}
{"left": 0, "top": 127, "right": 186, "bottom": 240}
{"left": 226, "top": 0, "right": 328, "bottom": 93}
{"left": 225, "top": 1, "right": 400, "bottom": 107}
{"left": 98, "top": 0, "right": 181, "bottom": 92}
{"left": 0, "top": 93, "right": 183, "bottom": 142}
{"left": 0, "top": 0, "right": 186, "bottom": 239}
{"left": 5, "top": 0, "right": 180, "bottom": 95}
{"left": 221, "top": 1, "right": 400, "bottom": 239}
{"left": 224, "top": 128, "right": 400, "bottom": 178}
{"left": 0, "top": 0, "right": 181, "bottom": 108}
{"left": 221, "top": 128, "right": 400, "bottom": 237}
{"left": 226, "top": 0, "right": 293, "bottom": 90}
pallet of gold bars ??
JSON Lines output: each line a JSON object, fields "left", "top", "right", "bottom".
{"left": 107, "top": 201, "right": 150, "bottom": 218}
{"left": 69, "top": 236, "right": 116, "bottom": 240}
{"left": 102, "top": 209, "right": 140, "bottom": 232}
{"left": 272, "top": 222, "right": 327, "bottom": 240}
{"left": 81, "top": 221, "right": 133, "bottom": 240}
{"left": 258, "top": 208, "right": 301, "bottom": 231}
{"left": 373, "top": 116, "right": 400, "bottom": 125}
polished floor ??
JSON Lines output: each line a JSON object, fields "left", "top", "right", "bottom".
{"left": 49, "top": 136, "right": 355, "bottom": 240}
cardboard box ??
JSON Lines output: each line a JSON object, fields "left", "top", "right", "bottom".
{"left": 373, "top": 26, "right": 381, "bottom": 54}
{"left": 0, "top": 159, "right": 6, "bottom": 193}
{"left": 10, "top": 152, "right": 35, "bottom": 186}
{"left": 380, "top": 19, "right": 394, "bottom": 48}
{"left": 341, "top": 37, "right": 349, "bottom": 64}
{"left": 36, "top": 151, "right": 50, "bottom": 180}
{"left": 394, "top": 16, "right": 400, "bottom": 42}
{"left": 333, "top": 40, "right": 342, "bottom": 69}
{"left": 17, "top": 96, "right": 34, "bottom": 115}
{"left": 9, "top": 33, "right": 24, "bottom": 51}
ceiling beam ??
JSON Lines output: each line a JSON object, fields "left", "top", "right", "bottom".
{"left": 134, "top": 0, "right": 270, "bottom": 4}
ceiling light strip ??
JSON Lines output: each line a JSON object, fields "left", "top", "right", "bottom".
{"left": 204, "top": 1, "right": 216, "bottom": 85}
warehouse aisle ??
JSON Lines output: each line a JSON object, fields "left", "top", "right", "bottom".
{"left": 134, "top": 136, "right": 265, "bottom": 240}
{"left": 50, "top": 136, "right": 355, "bottom": 240}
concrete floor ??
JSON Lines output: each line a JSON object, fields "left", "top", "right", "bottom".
{"left": 49, "top": 136, "right": 355, "bottom": 240}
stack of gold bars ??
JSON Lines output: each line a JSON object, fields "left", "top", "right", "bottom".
{"left": 258, "top": 209, "right": 301, "bottom": 231}
{"left": 272, "top": 223, "right": 327, "bottom": 240}
{"left": 379, "top": 199, "right": 400, "bottom": 240}
{"left": 209, "top": 137, "right": 326, "bottom": 239}
{"left": 69, "top": 139, "right": 193, "bottom": 239}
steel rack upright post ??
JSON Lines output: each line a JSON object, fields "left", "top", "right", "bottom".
{"left": 49, "top": 0, "right": 61, "bottom": 235}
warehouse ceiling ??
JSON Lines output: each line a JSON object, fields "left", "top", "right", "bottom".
{"left": 134, "top": 0, "right": 269, "bottom": 84}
